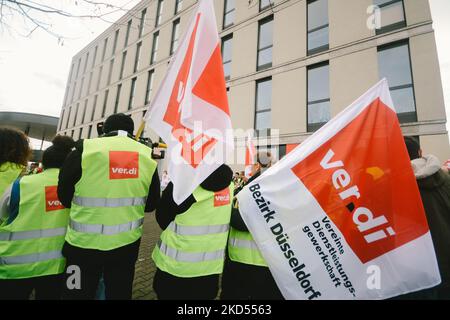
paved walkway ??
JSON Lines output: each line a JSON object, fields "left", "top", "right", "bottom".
{"left": 132, "top": 213, "right": 162, "bottom": 300}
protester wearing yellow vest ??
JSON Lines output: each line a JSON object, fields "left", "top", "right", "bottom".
{"left": 57, "top": 114, "right": 160, "bottom": 300}
{"left": 152, "top": 164, "right": 234, "bottom": 299}
{"left": 0, "top": 136, "right": 74, "bottom": 300}
{"left": 0, "top": 127, "right": 31, "bottom": 197}
{"left": 221, "top": 151, "right": 283, "bottom": 300}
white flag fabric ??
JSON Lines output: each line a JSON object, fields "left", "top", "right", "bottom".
{"left": 237, "top": 79, "right": 441, "bottom": 300}
{"left": 145, "top": 0, "right": 233, "bottom": 204}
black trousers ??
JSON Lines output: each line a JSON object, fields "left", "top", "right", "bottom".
{"left": 0, "top": 274, "right": 64, "bottom": 300}
{"left": 153, "top": 268, "right": 219, "bottom": 300}
{"left": 220, "top": 257, "right": 284, "bottom": 300}
{"left": 61, "top": 239, "right": 140, "bottom": 300}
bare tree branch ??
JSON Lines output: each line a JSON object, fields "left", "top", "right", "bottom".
{"left": 0, "top": 0, "right": 145, "bottom": 41}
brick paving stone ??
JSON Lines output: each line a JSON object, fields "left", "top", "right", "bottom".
{"left": 132, "top": 213, "right": 161, "bottom": 300}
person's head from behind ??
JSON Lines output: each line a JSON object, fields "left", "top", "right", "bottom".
{"left": 404, "top": 136, "right": 422, "bottom": 161}
{"left": 0, "top": 126, "right": 32, "bottom": 167}
{"left": 42, "top": 135, "right": 75, "bottom": 170}
{"left": 103, "top": 113, "right": 134, "bottom": 136}
{"left": 252, "top": 151, "right": 273, "bottom": 176}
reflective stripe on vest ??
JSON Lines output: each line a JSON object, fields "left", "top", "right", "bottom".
{"left": 69, "top": 218, "right": 144, "bottom": 235}
{"left": 73, "top": 196, "right": 147, "bottom": 208}
{"left": 228, "top": 236, "right": 259, "bottom": 251}
{"left": 0, "top": 227, "right": 66, "bottom": 241}
{"left": 167, "top": 221, "right": 229, "bottom": 236}
{"left": 0, "top": 250, "right": 63, "bottom": 266}
{"left": 157, "top": 240, "right": 224, "bottom": 263}
{"left": 228, "top": 228, "right": 268, "bottom": 267}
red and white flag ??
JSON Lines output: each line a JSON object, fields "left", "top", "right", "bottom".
{"left": 445, "top": 159, "right": 450, "bottom": 169}
{"left": 244, "top": 132, "right": 257, "bottom": 179}
{"left": 237, "top": 79, "right": 441, "bottom": 299}
{"left": 145, "top": 0, "right": 233, "bottom": 204}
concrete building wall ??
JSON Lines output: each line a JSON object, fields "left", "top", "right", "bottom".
{"left": 58, "top": 0, "right": 450, "bottom": 165}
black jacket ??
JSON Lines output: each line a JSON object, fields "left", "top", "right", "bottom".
{"left": 399, "top": 156, "right": 450, "bottom": 300}
{"left": 229, "top": 170, "right": 261, "bottom": 232}
{"left": 57, "top": 134, "right": 160, "bottom": 212}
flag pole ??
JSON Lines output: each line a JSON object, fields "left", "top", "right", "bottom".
{"left": 135, "top": 121, "right": 145, "bottom": 141}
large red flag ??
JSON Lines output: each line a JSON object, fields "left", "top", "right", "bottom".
{"left": 237, "top": 79, "right": 441, "bottom": 299}
{"left": 145, "top": 0, "right": 233, "bottom": 204}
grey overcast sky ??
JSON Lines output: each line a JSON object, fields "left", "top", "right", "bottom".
{"left": 0, "top": 0, "right": 449, "bottom": 148}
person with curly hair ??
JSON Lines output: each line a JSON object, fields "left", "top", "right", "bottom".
{"left": 0, "top": 135, "right": 75, "bottom": 299}
{"left": 0, "top": 127, "right": 32, "bottom": 196}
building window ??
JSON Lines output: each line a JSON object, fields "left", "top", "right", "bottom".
{"left": 307, "top": 62, "right": 330, "bottom": 132}
{"left": 97, "top": 65, "right": 103, "bottom": 91}
{"left": 151, "top": 32, "right": 159, "bottom": 65}
{"left": 65, "top": 107, "right": 71, "bottom": 129}
{"left": 88, "top": 125, "right": 93, "bottom": 139}
{"left": 175, "top": 0, "right": 183, "bottom": 14}
{"left": 120, "top": 51, "right": 127, "bottom": 80}
{"left": 113, "top": 29, "right": 120, "bottom": 54}
{"left": 125, "top": 20, "right": 132, "bottom": 47}
{"left": 139, "top": 9, "right": 147, "bottom": 38}
{"left": 257, "top": 17, "right": 273, "bottom": 71}
{"left": 374, "top": 0, "right": 406, "bottom": 34}
{"left": 255, "top": 78, "right": 272, "bottom": 136}
{"left": 170, "top": 19, "right": 180, "bottom": 55}
{"left": 87, "top": 71, "right": 93, "bottom": 95}
{"left": 71, "top": 130, "right": 74, "bottom": 138}
{"left": 307, "top": 0, "right": 329, "bottom": 55}
{"left": 145, "top": 70, "right": 155, "bottom": 105}
{"left": 68, "top": 63, "right": 75, "bottom": 83}
{"left": 71, "top": 82, "right": 77, "bottom": 103}
{"left": 92, "top": 45, "right": 98, "bottom": 69}
{"left": 78, "top": 128, "right": 83, "bottom": 140}
{"left": 107, "top": 58, "right": 114, "bottom": 85}
{"left": 91, "top": 95, "right": 98, "bottom": 121}
{"left": 78, "top": 77, "right": 84, "bottom": 100}
{"left": 102, "top": 90, "right": 109, "bottom": 118}
{"left": 59, "top": 110, "right": 65, "bottom": 131}
{"left": 83, "top": 52, "right": 89, "bottom": 74}
{"left": 75, "top": 58, "right": 81, "bottom": 79}
{"left": 260, "top": 0, "right": 272, "bottom": 11}
{"left": 222, "top": 35, "right": 233, "bottom": 80}
{"left": 134, "top": 42, "right": 142, "bottom": 73}
{"left": 378, "top": 41, "right": 416, "bottom": 123}
{"left": 114, "top": 84, "right": 122, "bottom": 114}
{"left": 82, "top": 99, "right": 88, "bottom": 123}
{"left": 223, "top": 0, "right": 235, "bottom": 29}
{"left": 155, "top": 0, "right": 164, "bottom": 27}
{"left": 102, "top": 37, "right": 108, "bottom": 61}
{"left": 128, "top": 77, "right": 137, "bottom": 110}
{"left": 73, "top": 103, "right": 79, "bottom": 127}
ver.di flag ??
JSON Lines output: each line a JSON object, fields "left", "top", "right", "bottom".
{"left": 144, "top": 0, "right": 233, "bottom": 204}
{"left": 237, "top": 79, "right": 441, "bottom": 299}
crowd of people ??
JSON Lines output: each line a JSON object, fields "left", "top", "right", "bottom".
{"left": 0, "top": 113, "right": 449, "bottom": 300}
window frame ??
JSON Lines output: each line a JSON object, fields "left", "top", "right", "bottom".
{"left": 145, "top": 69, "right": 155, "bottom": 105}
{"left": 221, "top": 34, "right": 233, "bottom": 80}
{"left": 375, "top": 0, "right": 407, "bottom": 35}
{"left": 128, "top": 77, "right": 137, "bottom": 110}
{"left": 377, "top": 40, "right": 417, "bottom": 123}
{"left": 254, "top": 77, "right": 273, "bottom": 136}
{"left": 223, "top": 0, "right": 235, "bottom": 29}
{"left": 170, "top": 19, "right": 181, "bottom": 55}
{"left": 257, "top": 16, "right": 274, "bottom": 71}
{"left": 307, "top": 0, "right": 329, "bottom": 55}
{"left": 307, "top": 61, "right": 330, "bottom": 132}
{"left": 114, "top": 83, "right": 122, "bottom": 114}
